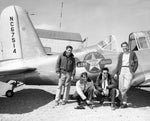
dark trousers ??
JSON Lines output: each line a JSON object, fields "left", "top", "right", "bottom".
{"left": 94, "top": 88, "right": 118, "bottom": 104}
{"left": 73, "top": 87, "right": 94, "bottom": 105}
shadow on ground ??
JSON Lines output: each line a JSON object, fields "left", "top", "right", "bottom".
{"left": 128, "top": 87, "right": 150, "bottom": 108}
{"left": 0, "top": 89, "right": 55, "bottom": 114}
{"left": 84, "top": 87, "right": 150, "bottom": 109}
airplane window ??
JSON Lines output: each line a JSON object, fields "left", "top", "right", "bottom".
{"left": 138, "top": 37, "right": 148, "bottom": 49}
{"left": 130, "top": 31, "right": 150, "bottom": 50}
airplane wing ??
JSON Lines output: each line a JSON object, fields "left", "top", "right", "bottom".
{"left": 0, "top": 59, "right": 36, "bottom": 76}
{"left": 0, "top": 67, "right": 36, "bottom": 76}
{"left": 139, "top": 70, "right": 150, "bottom": 87}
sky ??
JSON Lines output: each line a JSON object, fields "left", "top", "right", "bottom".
{"left": 0, "top": 0, "right": 150, "bottom": 50}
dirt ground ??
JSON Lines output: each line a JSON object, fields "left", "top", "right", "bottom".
{"left": 0, "top": 83, "right": 150, "bottom": 121}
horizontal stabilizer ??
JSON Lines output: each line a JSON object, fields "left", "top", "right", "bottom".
{"left": 36, "top": 29, "right": 83, "bottom": 42}
{"left": 0, "top": 67, "right": 36, "bottom": 76}
{"left": 0, "top": 59, "right": 36, "bottom": 76}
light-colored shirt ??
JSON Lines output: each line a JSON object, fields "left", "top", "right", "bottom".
{"left": 76, "top": 80, "right": 94, "bottom": 100}
{"left": 102, "top": 78, "right": 108, "bottom": 89}
{"left": 101, "top": 77, "right": 109, "bottom": 96}
{"left": 122, "top": 53, "right": 130, "bottom": 66}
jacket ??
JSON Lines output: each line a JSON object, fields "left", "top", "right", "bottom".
{"left": 115, "top": 51, "right": 138, "bottom": 75}
{"left": 95, "top": 73, "right": 117, "bottom": 92}
{"left": 56, "top": 51, "right": 75, "bottom": 74}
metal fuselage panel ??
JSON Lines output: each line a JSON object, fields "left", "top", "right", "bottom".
{"left": 23, "top": 46, "right": 148, "bottom": 87}
{"left": 19, "top": 45, "right": 119, "bottom": 85}
{"left": 21, "top": 55, "right": 59, "bottom": 85}
{"left": 132, "top": 50, "right": 150, "bottom": 86}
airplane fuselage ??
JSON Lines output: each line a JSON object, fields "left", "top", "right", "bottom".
{"left": 1, "top": 44, "right": 150, "bottom": 88}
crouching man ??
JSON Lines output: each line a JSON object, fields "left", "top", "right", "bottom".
{"left": 94, "top": 67, "right": 120, "bottom": 110}
{"left": 73, "top": 72, "right": 94, "bottom": 109}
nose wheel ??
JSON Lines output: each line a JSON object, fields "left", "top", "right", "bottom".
{"left": 5, "top": 90, "right": 14, "bottom": 97}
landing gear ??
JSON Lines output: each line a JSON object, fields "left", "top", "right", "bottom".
{"left": 5, "top": 80, "right": 21, "bottom": 98}
{"left": 5, "top": 90, "right": 14, "bottom": 97}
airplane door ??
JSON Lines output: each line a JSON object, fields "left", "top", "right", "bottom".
{"left": 137, "top": 51, "right": 150, "bottom": 74}
{"left": 132, "top": 51, "right": 149, "bottom": 86}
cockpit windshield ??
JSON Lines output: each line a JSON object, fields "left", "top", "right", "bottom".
{"left": 129, "top": 31, "right": 150, "bottom": 51}
{"left": 97, "top": 35, "right": 118, "bottom": 51}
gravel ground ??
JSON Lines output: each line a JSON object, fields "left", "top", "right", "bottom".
{"left": 0, "top": 83, "right": 150, "bottom": 121}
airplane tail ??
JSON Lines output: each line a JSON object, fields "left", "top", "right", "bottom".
{"left": 0, "top": 6, "right": 46, "bottom": 60}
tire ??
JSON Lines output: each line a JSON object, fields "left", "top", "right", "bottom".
{"left": 5, "top": 90, "right": 14, "bottom": 97}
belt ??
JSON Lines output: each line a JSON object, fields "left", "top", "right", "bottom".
{"left": 121, "top": 66, "right": 129, "bottom": 67}
{"left": 61, "top": 70, "right": 71, "bottom": 73}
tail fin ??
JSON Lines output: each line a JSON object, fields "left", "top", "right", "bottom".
{"left": 0, "top": 6, "right": 46, "bottom": 60}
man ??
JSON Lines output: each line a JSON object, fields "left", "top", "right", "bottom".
{"left": 114, "top": 42, "right": 138, "bottom": 108}
{"left": 73, "top": 72, "right": 94, "bottom": 109}
{"left": 55, "top": 45, "right": 76, "bottom": 106}
{"left": 94, "top": 67, "right": 119, "bottom": 110}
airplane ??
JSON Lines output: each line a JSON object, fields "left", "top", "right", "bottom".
{"left": 0, "top": 5, "right": 150, "bottom": 98}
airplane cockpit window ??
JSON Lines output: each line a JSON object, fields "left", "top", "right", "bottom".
{"left": 137, "top": 36, "right": 149, "bottom": 49}
{"left": 129, "top": 32, "right": 150, "bottom": 51}
{"left": 97, "top": 35, "right": 118, "bottom": 51}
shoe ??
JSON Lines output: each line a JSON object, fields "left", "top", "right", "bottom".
{"left": 111, "top": 106, "right": 116, "bottom": 110}
{"left": 99, "top": 98, "right": 104, "bottom": 105}
{"left": 111, "top": 104, "right": 116, "bottom": 110}
{"left": 55, "top": 101, "right": 59, "bottom": 106}
{"left": 116, "top": 101, "right": 121, "bottom": 108}
{"left": 99, "top": 100, "right": 104, "bottom": 105}
{"left": 88, "top": 104, "right": 93, "bottom": 109}
{"left": 120, "top": 104, "right": 128, "bottom": 108}
{"left": 61, "top": 100, "right": 66, "bottom": 105}
{"left": 77, "top": 101, "right": 81, "bottom": 106}
{"left": 74, "top": 105, "right": 85, "bottom": 109}
{"left": 115, "top": 98, "right": 121, "bottom": 108}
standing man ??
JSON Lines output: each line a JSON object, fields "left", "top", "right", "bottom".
{"left": 55, "top": 45, "right": 76, "bottom": 106}
{"left": 114, "top": 42, "right": 138, "bottom": 108}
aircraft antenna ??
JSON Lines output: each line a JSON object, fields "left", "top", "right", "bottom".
{"left": 59, "top": 2, "right": 63, "bottom": 30}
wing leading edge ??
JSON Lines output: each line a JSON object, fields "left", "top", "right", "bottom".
{"left": 0, "top": 59, "right": 36, "bottom": 76}
{"left": 0, "top": 67, "right": 36, "bottom": 76}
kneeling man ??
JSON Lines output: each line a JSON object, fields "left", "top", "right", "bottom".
{"left": 94, "top": 67, "right": 120, "bottom": 110}
{"left": 73, "top": 72, "right": 94, "bottom": 109}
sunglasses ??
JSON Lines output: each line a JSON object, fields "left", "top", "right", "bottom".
{"left": 81, "top": 76, "right": 86, "bottom": 79}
